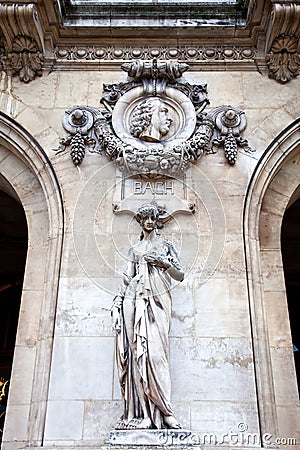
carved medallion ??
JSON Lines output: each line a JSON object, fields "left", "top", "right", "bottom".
{"left": 57, "top": 59, "right": 253, "bottom": 175}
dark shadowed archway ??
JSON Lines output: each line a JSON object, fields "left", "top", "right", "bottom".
{"left": 0, "top": 185, "right": 28, "bottom": 442}
{"left": 281, "top": 197, "right": 300, "bottom": 395}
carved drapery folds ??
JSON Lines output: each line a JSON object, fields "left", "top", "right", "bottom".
{"left": 0, "top": 3, "right": 44, "bottom": 83}
{"left": 58, "top": 59, "right": 253, "bottom": 176}
{"left": 265, "top": 3, "right": 300, "bottom": 83}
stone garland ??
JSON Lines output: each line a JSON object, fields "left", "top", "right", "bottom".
{"left": 94, "top": 118, "right": 214, "bottom": 176}
{"left": 57, "top": 60, "right": 254, "bottom": 176}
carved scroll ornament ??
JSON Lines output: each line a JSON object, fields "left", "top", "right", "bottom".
{"left": 58, "top": 59, "right": 253, "bottom": 176}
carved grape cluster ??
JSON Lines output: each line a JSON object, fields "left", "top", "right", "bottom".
{"left": 224, "top": 133, "right": 238, "bottom": 165}
{"left": 184, "top": 126, "right": 213, "bottom": 160}
{"left": 59, "top": 131, "right": 96, "bottom": 165}
{"left": 70, "top": 133, "right": 86, "bottom": 165}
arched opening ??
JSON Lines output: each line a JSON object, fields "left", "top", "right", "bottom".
{"left": 0, "top": 184, "right": 28, "bottom": 441}
{"left": 281, "top": 196, "right": 300, "bottom": 395}
{"left": 0, "top": 112, "right": 64, "bottom": 447}
{"left": 244, "top": 119, "right": 300, "bottom": 443}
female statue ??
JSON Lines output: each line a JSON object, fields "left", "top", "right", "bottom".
{"left": 111, "top": 203, "right": 184, "bottom": 430}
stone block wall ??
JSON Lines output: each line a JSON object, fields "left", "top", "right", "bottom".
{"left": 0, "top": 67, "right": 299, "bottom": 448}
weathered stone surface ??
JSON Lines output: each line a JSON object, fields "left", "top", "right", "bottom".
{"left": 110, "top": 429, "right": 197, "bottom": 446}
{"left": 44, "top": 400, "right": 84, "bottom": 440}
{"left": 1, "top": 44, "right": 299, "bottom": 449}
{"left": 48, "top": 336, "right": 114, "bottom": 400}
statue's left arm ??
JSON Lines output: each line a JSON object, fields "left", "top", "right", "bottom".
{"left": 144, "top": 239, "right": 184, "bottom": 281}
{"left": 165, "top": 241, "right": 184, "bottom": 282}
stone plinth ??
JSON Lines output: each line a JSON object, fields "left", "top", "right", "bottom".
{"left": 110, "top": 429, "right": 202, "bottom": 446}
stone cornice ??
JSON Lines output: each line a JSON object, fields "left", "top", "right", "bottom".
{"left": 35, "top": 0, "right": 270, "bottom": 43}
{"left": 0, "top": 0, "right": 299, "bottom": 84}
{"left": 58, "top": 1, "right": 247, "bottom": 30}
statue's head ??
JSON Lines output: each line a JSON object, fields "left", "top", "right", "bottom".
{"left": 135, "top": 203, "right": 160, "bottom": 225}
{"left": 130, "top": 98, "right": 173, "bottom": 143}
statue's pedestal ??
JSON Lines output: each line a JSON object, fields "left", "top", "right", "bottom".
{"left": 110, "top": 429, "right": 198, "bottom": 446}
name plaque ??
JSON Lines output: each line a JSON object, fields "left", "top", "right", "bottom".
{"left": 133, "top": 180, "right": 174, "bottom": 196}
{"left": 113, "top": 174, "right": 194, "bottom": 217}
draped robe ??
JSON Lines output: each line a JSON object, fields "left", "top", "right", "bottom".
{"left": 115, "top": 230, "right": 184, "bottom": 428}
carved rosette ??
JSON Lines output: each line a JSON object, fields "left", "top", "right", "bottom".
{"left": 58, "top": 59, "right": 252, "bottom": 176}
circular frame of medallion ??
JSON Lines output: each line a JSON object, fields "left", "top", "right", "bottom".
{"left": 112, "top": 86, "right": 196, "bottom": 150}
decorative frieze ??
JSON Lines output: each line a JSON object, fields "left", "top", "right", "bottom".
{"left": 265, "top": 3, "right": 300, "bottom": 83}
{"left": 0, "top": 3, "right": 44, "bottom": 83}
{"left": 55, "top": 45, "right": 257, "bottom": 63}
{"left": 57, "top": 59, "right": 253, "bottom": 176}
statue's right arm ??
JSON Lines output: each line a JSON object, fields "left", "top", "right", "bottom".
{"left": 120, "top": 247, "right": 136, "bottom": 292}
{"left": 111, "top": 248, "right": 136, "bottom": 333}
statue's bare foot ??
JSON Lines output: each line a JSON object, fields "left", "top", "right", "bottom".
{"left": 127, "top": 417, "right": 152, "bottom": 429}
{"left": 115, "top": 419, "right": 127, "bottom": 430}
{"left": 135, "top": 417, "right": 152, "bottom": 429}
{"left": 164, "top": 415, "right": 182, "bottom": 429}
{"left": 127, "top": 418, "right": 142, "bottom": 429}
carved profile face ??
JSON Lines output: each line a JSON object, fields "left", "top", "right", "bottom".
{"left": 130, "top": 98, "right": 173, "bottom": 143}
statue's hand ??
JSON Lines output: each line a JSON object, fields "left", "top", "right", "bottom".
{"left": 145, "top": 255, "right": 171, "bottom": 270}
{"left": 112, "top": 307, "right": 121, "bottom": 334}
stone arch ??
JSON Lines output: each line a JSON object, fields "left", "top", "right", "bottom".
{"left": 244, "top": 118, "right": 300, "bottom": 445}
{"left": 0, "top": 112, "right": 64, "bottom": 448}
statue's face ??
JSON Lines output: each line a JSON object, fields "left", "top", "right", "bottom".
{"left": 141, "top": 214, "right": 157, "bottom": 232}
{"left": 151, "top": 100, "right": 172, "bottom": 138}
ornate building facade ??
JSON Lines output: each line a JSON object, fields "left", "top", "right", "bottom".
{"left": 0, "top": 0, "right": 299, "bottom": 448}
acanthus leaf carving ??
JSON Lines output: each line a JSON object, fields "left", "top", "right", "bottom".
{"left": 101, "top": 81, "right": 138, "bottom": 109}
{"left": 0, "top": 4, "right": 45, "bottom": 83}
{"left": 265, "top": 3, "right": 300, "bottom": 83}
{"left": 10, "top": 36, "right": 43, "bottom": 83}
{"left": 266, "top": 34, "right": 300, "bottom": 84}
{"left": 171, "top": 82, "right": 210, "bottom": 113}
{"left": 57, "top": 60, "right": 253, "bottom": 175}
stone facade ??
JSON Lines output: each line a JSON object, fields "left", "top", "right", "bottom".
{"left": 0, "top": 1, "right": 299, "bottom": 449}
